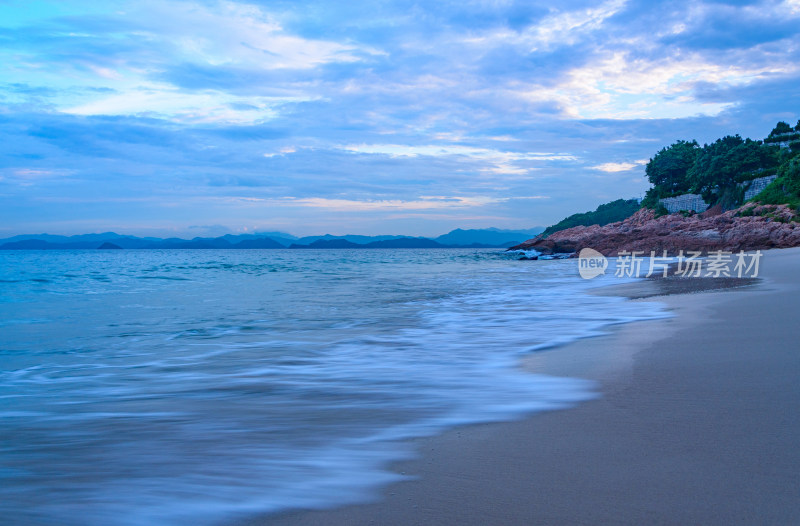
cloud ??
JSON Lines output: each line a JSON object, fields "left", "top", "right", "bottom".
{"left": 1, "top": 0, "right": 372, "bottom": 124}
{"left": 443, "top": 1, "right": 800, "bottom": 120}
{"left": 655, "top": 1, "right": 800, "bottom": 50}
{"left": 341, "top": 144, "right": 577, "bottom": 177}
{"left": 339, "top": 143, "right": 578, "bottom": 176}
{"left": 62, "top": 85, "right": 302, "bottom": 124}
{"left": 517, "top": 0, "right": 629, "bottom": 51}
{"left": 590, "top": 160, "right": 647, "bottom": 172}
{"left": 516, "top": 48, "right": 797, "bottom": 119}
{"left": 1, "top": 0, "right": 799, "bottom": 235}
{"left": 214, "top": 195, "right": 507, "bottom": 212}
{"left": 263, "top": 146, "right": 298, "bottom": 157}
{"left": 340, "top": 143, "right": 574, "bottom": 160}
{"left": 8, "top": 167, "right": 73, "bottom": 179}
{"left": 136, "top": 0, "right": 374, "bottom": 70}
{"left": 457, "top": 0, "right": 628, "bottom": 52}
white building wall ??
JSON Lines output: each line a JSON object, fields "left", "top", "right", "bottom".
{"left": 743, "top": 175, "right": 778, "bottom": 201}
{"left": 659, "top": 193, "right": 709, "bottom": 214}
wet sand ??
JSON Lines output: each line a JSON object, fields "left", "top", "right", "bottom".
{"left": 241, "top": 247, "right": 800, "bottom": 525}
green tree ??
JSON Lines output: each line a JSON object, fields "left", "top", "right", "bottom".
{"left": 769, "top": 121, "right": 793, "bottom": 137}
{"left": 687, "top": 135, "right": 780, "bottom": 203}
{"left": 750, "top": 157, "right": 800, "bottom": 210}
{"left": 542, "top": 199, "right": 640, "bottom": 237}
{"left": 644, "top": 140, "right": 698, "bottom": 195}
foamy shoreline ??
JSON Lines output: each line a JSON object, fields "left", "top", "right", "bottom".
{"left": 246, "top": 247, "right": 800, "bottom": 525}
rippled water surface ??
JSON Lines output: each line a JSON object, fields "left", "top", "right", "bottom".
{"left": 0, "top": 249, "right": 666, "bottom": 525}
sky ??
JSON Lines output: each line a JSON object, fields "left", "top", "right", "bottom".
{"left": 1, "top": 0, "right": 799, "bottom": 237}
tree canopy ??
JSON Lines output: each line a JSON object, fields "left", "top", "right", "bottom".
{"left": 542, "top": 199, "right": 640, "bottom": 237}
{"left": 644, "top": 140, "right": 698, "bottom": 196}
{"left": 749, "top": 157, "right": 800, "bottom": 210}
{"left": 769, "top": 121, "right": 794, "bottom": 137}
{"left": 641, "top": 120, "right": 796, "bottom": 211}
{"left": 687, "top": 135, "right": 780, "bottom": 200}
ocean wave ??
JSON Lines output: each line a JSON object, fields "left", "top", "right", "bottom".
{"left": 0, "top": 249, "right": 667, "bottom": 525}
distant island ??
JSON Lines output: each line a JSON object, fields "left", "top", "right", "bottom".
{"left": 0, "top": 227, "right": 545, "bottom": 251}
{"left": 513, "top": 120, "right": 800, "bottom": 255}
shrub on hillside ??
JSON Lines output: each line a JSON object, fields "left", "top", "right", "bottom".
{"left": 542, "top": 199, "right": 640, "bottom": 237}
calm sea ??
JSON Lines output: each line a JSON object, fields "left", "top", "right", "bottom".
{"left": 0, "top": 249, "right": 666, "bottom": 525}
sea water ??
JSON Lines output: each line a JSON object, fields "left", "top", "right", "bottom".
{"left": 0, "top": 249, "right": 666, "bottom": 525}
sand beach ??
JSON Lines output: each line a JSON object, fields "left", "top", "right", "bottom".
{"left": 247, "top": 247, "right": 800, "bottom": 525}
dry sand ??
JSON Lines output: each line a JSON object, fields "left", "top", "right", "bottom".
{"left": 242, "top": 247, "right": 800, "bottom": 525}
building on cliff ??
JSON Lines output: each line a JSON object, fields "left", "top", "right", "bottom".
{"left": 658, "top": 174, "right": 779, "bottom": 213}
{"left": 659, "top": 193, "right": 710, "bottom": 214}
{"left": 741, "top": 175, "right": 778, "bottom": 201}
{"left": 763, "top": 131, "right": 799, "bottom": 148}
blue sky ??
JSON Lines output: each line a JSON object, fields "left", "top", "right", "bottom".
{"left": 1, "top": 0, "right": 799, "bottom": 237}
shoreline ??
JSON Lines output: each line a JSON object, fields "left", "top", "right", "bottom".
{"left": 240, "top": 247, "right": 800, "bottom": 525}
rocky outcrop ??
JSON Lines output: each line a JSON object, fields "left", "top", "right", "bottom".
{"left": 510, "top": 204, "right": 800, "bottom": 256}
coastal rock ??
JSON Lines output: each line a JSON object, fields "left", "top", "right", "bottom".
{"left": 510, "top": 204, "right": 800, "bottom": 256}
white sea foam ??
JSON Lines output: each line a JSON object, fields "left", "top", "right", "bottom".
{"left": 0, "top": 249, "right": 668, "bottom": 525}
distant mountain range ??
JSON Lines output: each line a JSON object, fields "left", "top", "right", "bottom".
{"left": 0, "top": 228, "right": 544, "bottom": 250}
